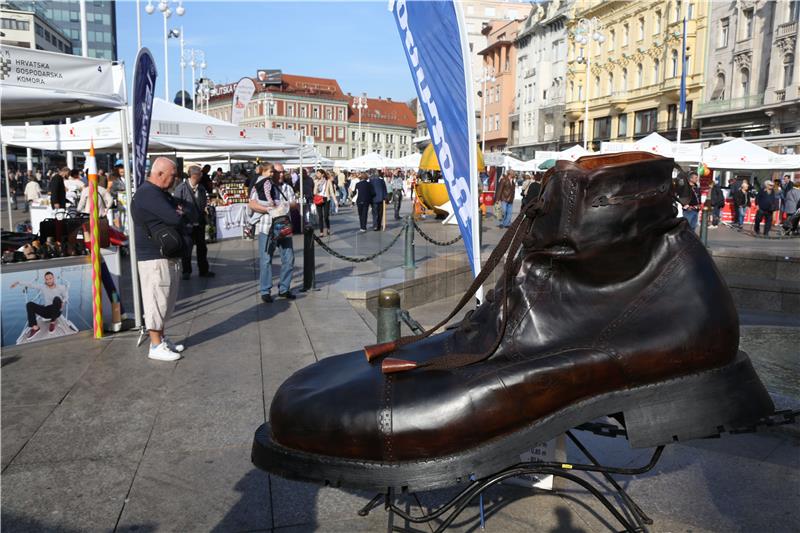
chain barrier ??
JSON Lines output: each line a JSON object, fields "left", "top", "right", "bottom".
{"left": 398, "top": 309, "right": 425, "bottom": 335}
{"left": 311, "top": 223, "right": 405, "bottom": 263}
{"left": 412, "top": 218, "right": 463, "bottom": 246}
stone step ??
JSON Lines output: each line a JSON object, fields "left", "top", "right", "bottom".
{"left": 724, "top": 275, "right": 800, "bottom": 314}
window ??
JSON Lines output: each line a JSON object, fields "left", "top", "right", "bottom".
{"left": 325, "top": 126, "right": 332, "bottom": 138}
{"left": 791, "top": 1, "right": 800, "bottom": 22}
{"left": 719, "top": 18, "right": 729, "bottom": 47}
{"left": 655, "top": 11, "right": 662, "bottom": 34}
{"left": 570, "top": 81, "right": 575, "bottom": 100}
{"left": 594, "top": 75, "right": 600, "bottom": 97}
{"left": 638, "top": 17, "right": 645, "bottom": 41}
{"left": 287, "top": 104, "right": 294, "bottom": 117}
{"left": 634, "top": 108, "right": 658, "bottom": 135}
{"left": 742, "top": 8, "right": 754, "bottom": 39}
{"left": 338, "top": 108, "right": 345, "bottom": 121}
{"left": 337, "top": 127, "right": 344, "bottom": 139}
{"left": 688, "top": 3, "right": 694, "bottom": 20}
{"left": 299, "top": 105, "right": 307, "bottom": 118}
{"left": 312, "top": 106, "right": 319, "bottom": 119}
{"left": 35, "top": 23, "right": 43, "bottom": 36}
{"left": 667, "top": 104, "right": 677, "bottom": 129}
{"left": 682, "top": 101, "right": 693, "bottom": 127}
{"left": 352, "top": 148, "right": 356, "bottom": 158}
{"left": 569, "top": 121, "right": 576, "bottom": 142}
{"left": 593, "top": 116, "right": 612, "bottom": 140}
{"left": 675, "top": 0, "right": 682, "bottom": 22}
{"left": 685, "top": 55, "right": 691, "bottom": 75}
{"left": 740, "top": 67, "right": 750, "bottom": 97}
{"left": 671, "top": 50, "right": 679, "bottom": 77}
{"left": 300, "top": 125, "right": 307, "bottom": 135}
{"left": 338, "top": 147, "right": 343, "bottom": 157}
{"left": 622, "top": 68, "right": 628, "bottom": 90}
{"left": 637, "top": 63, "right": 643, "bottom": 87}
{"left": 785, "top": 54, "right": 795, "bottom": 88}
{"left": 609, "top": 29, "right": 615, "bottom": 50}
{"left": 578, "top": 84, "right": 583, "bottom": 100}
{"left": 351, "top": 130, "right": 356, "bottom": 141}
{"left": 495, "top": 114, "right": 500, "bottom": 131}
{"left": 608, "top": 72, "right": 615, "bottom": 94}
{"left": 623, "top": 23, "right": 629, "bottom": 46}
{"left": 618, "top": 114, "right": 628, "bottom": 137}
{"left": 653, "top": 59, "right": 660, "bottom": 83}
{"left": 325, "top": 146, "right": 331, "bottom": 157}
{"left": 326, "top": 108, "right": 332, "bottom": 120}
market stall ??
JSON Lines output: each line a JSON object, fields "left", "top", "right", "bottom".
{"left": 600, "top": 132, "right": 702, "bottom": 164}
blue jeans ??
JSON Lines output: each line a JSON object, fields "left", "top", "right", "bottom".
{"left": 259, "top": 231, "right": 294, "bottom": 295}
{"left": 501, "top": 201, "right": 513, "bottom": 227}
{"left": 736, "top": 206, "right": 746, "bottom": 226}
{"left": 684, "top": 209, "right": 698, "bottom": 231}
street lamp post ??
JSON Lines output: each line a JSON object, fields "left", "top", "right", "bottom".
{"left": 185, "top": 49, "right": 206, "bottom": 111}
{"left": 478, "top": 68, "right": 496, "bottom": 155}
{"left": 177, "top": 26, "right": 185, "bottom": 107}
{"left": 571, "top": 17, "right": 605, "bottom": 150}
{"left": 145, "top": 1, "right": 185, "bottom": 101}
{"left": 354, "top": 93, "right": 368, "bottom": 155}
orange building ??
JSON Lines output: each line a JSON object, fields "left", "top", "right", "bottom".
{"left": 478, "top": 19, "right": 523, "bottom": 153}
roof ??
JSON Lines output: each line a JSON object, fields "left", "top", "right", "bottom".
{"left": 348, "top": 97, "right": 416, "bottom": 128}
{"left": 210, "top": 73, "right": 349, "bottom": 102}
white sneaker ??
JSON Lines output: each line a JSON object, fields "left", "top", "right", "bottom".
{"left": 164, "top": 337, "right": 185, "bottom": 353}
{"left": 148, "top": 342, "right": 181, "bottom": 361}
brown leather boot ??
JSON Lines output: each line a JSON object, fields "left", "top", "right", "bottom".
{"left": 253, "top": 152, "right": 773, "bottom": 491}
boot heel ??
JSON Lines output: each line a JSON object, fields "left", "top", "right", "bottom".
{"left": 623, "top": 351, "right": 774, "bottom": 448}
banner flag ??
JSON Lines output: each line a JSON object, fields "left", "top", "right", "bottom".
{"left": 679, "top": 17, "right": 687, "bottom": 114}
{"left": 390, "top": 0, "right": 480, "bottom": 277}
{"left": 231, "top": 77, "right": 257, "bottom": 126}
{"left": 132, "top": 48, "right": 157, "bottom": 188}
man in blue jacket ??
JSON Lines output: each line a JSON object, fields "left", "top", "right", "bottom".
{"left": 369, "top": 170, "right": 388, "bottom": 230}
{"left": 354, "top": 173, "right": 374, "bottom": 233}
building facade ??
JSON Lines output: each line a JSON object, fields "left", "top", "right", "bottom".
{"left": 511, "top": 0, "right": 571, "bottom": 158}
{"left": 564, "top": 0, "right": 707, "bottom": 150}
{"left": 479, "top": 18, "right": 522, "bottom": 152}
{"left": 0, "top": 6, "right": 72, "bottom": 53}
{"left": 206, "top": 74, "right": 351, "bottom": 160}
{"left": 347, "top": 96, "right": 416, "bottom": 159}
{"left": 696, "top": 0, "right": 799, "bottom": 153}
{"left": 2, "top": 1, "right": 117, "bottom": 60}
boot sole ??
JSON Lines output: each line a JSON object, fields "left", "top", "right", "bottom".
{"left": 252, "top": 350, "right": 773, "bottom": 492}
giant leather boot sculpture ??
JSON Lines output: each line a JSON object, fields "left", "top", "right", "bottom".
{"left": 253, "top": 152, "right": 773, "bottom": 491}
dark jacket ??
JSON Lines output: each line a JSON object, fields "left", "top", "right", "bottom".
{"left": 755, "top": 190, "right": 776, "bottom": 212}
{"left": 49, "top": 175, "right": 67, "bottom": 208}
{"left": 522, "top": 181, "right": 541, "bottom": 206}
{"left": 709, "top": 184, "right": 725, "bottom": 208}
{"left": 685, "top": 184, "right": 700, "bottom": 208}
{"left": 131, "top": 181, "right": 190, "bottom": 261}
{"left": 733, "top": 189, "right": 751, "bottom": 208}
{"left": 355, "top": 180, "right": 375, "bottom": 205}
{"left": 369, "top": 176, "right": 387, "bottom": 203}
{"left": 173, "top": 179, "right": 209, "bottom": 226}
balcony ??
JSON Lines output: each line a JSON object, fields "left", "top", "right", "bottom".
{"left": 776, "top": 21, "right": 797, "bottom": 38}
{"left": 696, "top": 94, "right": 764, "bottom": 116}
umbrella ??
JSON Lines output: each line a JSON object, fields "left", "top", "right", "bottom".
{"left": 538, "top": 159, "right": 556, "bottom": 170}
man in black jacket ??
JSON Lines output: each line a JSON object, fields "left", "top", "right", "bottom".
{"left": 709, "top": 180, "right": 725, "bottom": 228}
{"left": 131, "top": 157, "right": 191, "bottom": 361}
{"left": 369, "top": 170, "right": 388, "bottom": 230}
{"left": 354, "top": 173, "right": 374, "bottom": 233}
{"left": 174, "top": 165, "right": 214, "bottom": 280}
{"left": 49, "top": 166, "right": 68, "bottom": 209}
{"left": 753, "top": 180, "right": 777, "bottom": 236}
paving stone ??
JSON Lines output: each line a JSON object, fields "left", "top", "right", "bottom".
{"left": 1, "top": 457, "right": 138, "bottom": 532}
{"left": 1, "top": 403, "right": 55, "bottom": 470}
{"left": 116, "top": 446, "right": 270, "bottom": 533}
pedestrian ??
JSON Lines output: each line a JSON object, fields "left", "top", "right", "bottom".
{"left": 522, "top": 175, "right": 542, "bottom": 206}
{"left": 782, "top": 174, "right": 800, "bottom": 235}
{"left": 65, "top": 168, "right": 85, "bottom": 209}
{"left": 249, "top": 163, "right": 296, "bottom": 303}
{"left": 709, "top": 179, "right": 725, "bottom": 228}
{"left": 108, "top": 164, "right": 126, "bottom": 201}
{"left": 77, "top": 175, "right": 113, "bottom": 217}
{"left": 369, "top": 169, "right": 388, "bottom": 230}
{"left": 10, "top": 272, "right": 68, "bottom": 339}
{"left": 200, "top": 164, "right": 214, "bottom": 195}
{"left": 496, "top": 170, "right": 516, "bottom": 228}
{"left": 174, "top": 165, "right": 215, "bottom": 280}
{"left": 49, "top": 166, "right": 68, "bottom": 210}
{"left": 391, "top": 171, "right": 404, "bottom": 220}
{"left": 130, "top": 157, "right": 191, "bottom": 361}
{"left": 681, "top": 171, "right": 701, "bottom": 231}
{"left": 24, "top": 173, "right": 42, "bottom": 212}
{"left": 753, "top": 180, "right": 777, "bottom": 236}
{"left": 9, "top": 172, "right": 20, "bottom": 210}
{"left": 354, "top": 173, "right": 374, "bottom": 233}
{"left": 313, "top": 169, "right": 337, "bottom": 236}
{"left": 732, "top": 179, "right": 752, "bottom": 229}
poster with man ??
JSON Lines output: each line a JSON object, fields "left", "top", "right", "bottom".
{"left": 6, "top": 268, "right": 82, "bottom": 345}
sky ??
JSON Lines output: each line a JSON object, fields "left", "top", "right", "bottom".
{"left": 115, "top": 0, "right": 418, "bottom": 103}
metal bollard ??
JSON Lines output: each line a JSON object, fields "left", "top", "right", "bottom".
{"left": 376, "top": 289, "right": 401, "bottom": 343}
{"left": 301, "top": 224, "right": 317, "bottom": 292}
{"left": 403, "top": 216, "right": 416, "bottom": 270}
{"left": 700, "top": 205, "right": 710, "bottom": 247}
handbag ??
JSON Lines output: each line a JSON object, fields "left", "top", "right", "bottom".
{"left": 270, "top": 215, "right": 293, "bottom": 240}
{"left": 144, "top": 221, "right": 185, "bottom": 258}
{"left": 313, "top": 194, "right": 325, "bottom": 206}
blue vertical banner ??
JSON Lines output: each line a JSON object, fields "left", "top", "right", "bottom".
{"left": 679, "top": 17, "right": 687, "bottom": 114}
{"left": 132, "top": 48, "right": 157, "bottom": 188}
{"left": 390, "top": 0, "right": 480, "bottom": 278}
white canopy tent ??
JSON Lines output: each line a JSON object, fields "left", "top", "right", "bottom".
{"left": 702, "top": 138, "right": 800, "bottom": 170}
{"left": 534, "top": 144, "right": 592, "bottom": 163}
{"left": 483, "top": 152, "right": 528, "bottom": 171}
{"left": 0, "top": 45, "right": 126, "bottom": 122}
{"left": 1, "top": 98, "right": 301, "bottom": 153}
{"left": 334, "top": 152, "right": 391, "bottom": 170}
{"left": 600, "top": 132, "right": 702, "bottom": 164}
{"left": 391, "top": 152, "right": 422, "bottom": 169}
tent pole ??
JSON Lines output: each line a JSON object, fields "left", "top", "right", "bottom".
{"left": 2, "top": 141, "right": 12, "bottom": 231}
{"left": 119, "top": 108, "right": 143, "bottom": 329}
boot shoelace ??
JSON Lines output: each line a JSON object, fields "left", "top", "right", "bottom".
{"left": 364, "top": 191, "right": 548, "bottom": 374}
